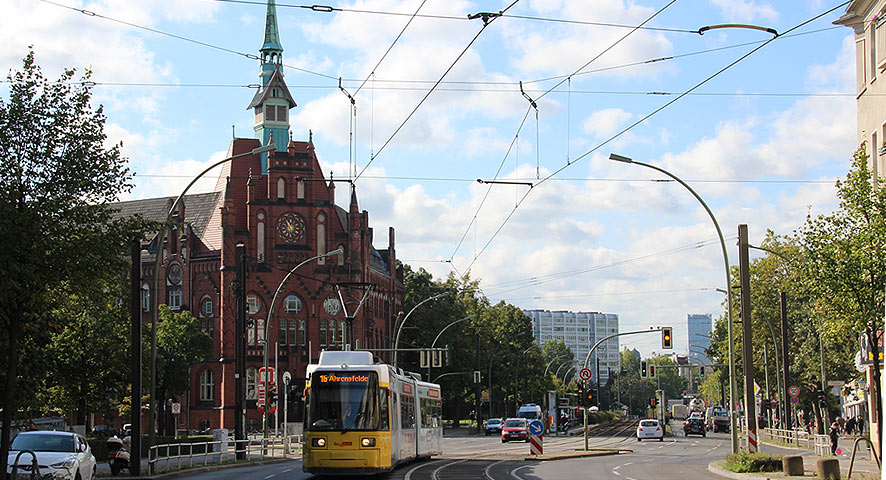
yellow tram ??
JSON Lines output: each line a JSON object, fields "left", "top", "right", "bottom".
{"left": 302, "top": 351, "right": 443, "bottom": 476}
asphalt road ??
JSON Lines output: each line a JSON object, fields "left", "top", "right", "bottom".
{"left": 168, "top": 421, "right": 731, "bottom": 480}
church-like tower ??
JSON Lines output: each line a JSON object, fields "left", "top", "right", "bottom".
{"left": 247, "top": 0, "right": 297, "bottom": 172}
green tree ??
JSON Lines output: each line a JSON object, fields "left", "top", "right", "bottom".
{"left": 0, "top": 50, "right": 146, "bottom": 478}
{"left": 152, "top": 305, "right": 212, "bottom": 436}
{"left": 797, "top": 147, "right": 885, "bottom": 437}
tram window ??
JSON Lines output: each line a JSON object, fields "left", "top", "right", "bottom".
{"left": 379, "top": 388, "right": 389, "bottom": 430}
{"left": 401, "top": 395, "right": 415, "bottom": 429}
{"left": 306, "top": 371, "right": 381, "bottom": 431}
{"left": 420, "top": 397, "right": 442, "bottom": 428}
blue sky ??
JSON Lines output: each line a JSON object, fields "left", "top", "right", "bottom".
{"left": 3, "top": 0, "right": 858, "bottom": 357}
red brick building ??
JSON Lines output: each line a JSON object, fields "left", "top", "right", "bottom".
{"left": 114, "top": 0, "right": 403, "bottom": 433}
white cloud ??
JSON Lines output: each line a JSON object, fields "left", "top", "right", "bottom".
{"left": 582, "top": 108, "right": 634, "bottom": 138}
{"left": 711, "top": 0, "right": 779, "bottom": 23}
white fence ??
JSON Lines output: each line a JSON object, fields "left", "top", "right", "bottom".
{"left": 758, "top": 428, "right": 832, "bottom": 456}
{"left": 148, "top": 434, "right": 302, "bottom": 475}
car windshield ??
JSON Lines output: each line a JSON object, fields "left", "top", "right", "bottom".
{"left": 488, "top": 419, "right": 501, "bottom": 425}
{"left": 505, "top": 419, "right": 526, "bottom": 428}
{"left": 640, "top": 421, "right": 658, "bottom": 427}
{"left": 11, "top": 434, "right": 75, "bottom": 453}
{"left": 306, "top": 371, "right": 383, "bottom": 431}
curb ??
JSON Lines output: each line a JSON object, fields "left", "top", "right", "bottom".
{"left": 706, "top": 460, "right": 786, "bottom": 480}
{"left": 98, "top": 457, "right": 294, "bottom": 479}
{"left": 524, "top": 448, "right": 627, "bottom": 462}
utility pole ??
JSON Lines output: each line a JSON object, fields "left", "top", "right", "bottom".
{"left": 738, "top": 225, "right": 758, "bottom": 452}
{"left": 129, "top": 240, "right": 141, "bottom": 477}
{"left": 475, "top": 333, "right": 482, "bottom": 434}
{"left": 780, "top": 292, "right": 791, "bottom": 429}
{"left": 234, "top": 244, "right": 246, "bottom": 459}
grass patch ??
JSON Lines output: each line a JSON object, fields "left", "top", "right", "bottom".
{"left": 722, "top": 451, "right": 783, "bottom": 473}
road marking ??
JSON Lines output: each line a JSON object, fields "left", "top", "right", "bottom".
{"left": 264, "top": 475, "right": 274, "bottom": 479}
{"left": 405, "top": 459, "right": 444, "bottom": 480}
{"left": 432, "top": 459, "right": 467, "bottom": 480}
{"left": 281, "top": 468, "right": 292, "bottom": 473}
{"left": 484, "top": 459, "right": 508, "bottom": 480}
{"left": 510, "top": 464, "right": 533, "bottom": 479}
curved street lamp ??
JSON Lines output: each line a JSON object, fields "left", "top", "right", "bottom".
{"left": 263, "top": 247, "right": 344, "bottom": 440}
{"left": 609, "top": 152, "right": 738, "bottom": 453}
{"left": 148, "top": 143, "right": 275, "bottom": 449}
{"left": 392, "top": 292, "right": 449, "bottom": 368}
{"left": 427, "top": 315, "right": 475, "bottom": 379}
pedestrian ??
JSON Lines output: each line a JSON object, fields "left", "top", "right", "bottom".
{"left": 856, "top": 414, "right": 865, "bottom": 436}
{"left": 845, "top": 416, "right": 856, "bottom": 435}
{"left": 828, "top": 421, "right": 839, "bottom": 455}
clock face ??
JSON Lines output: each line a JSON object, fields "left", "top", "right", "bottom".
{"left": 323, "top": 297, "right": 341, "bottom": 316}
{"left": 277, "top": 213, "right": 305, "bottom": 243}
{"left": 167, "top": 263, "right": 182, "bottom": 285}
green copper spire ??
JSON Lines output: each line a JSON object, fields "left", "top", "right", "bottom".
{"left": 259, "top": 0, "right": 283, "bottom": 87}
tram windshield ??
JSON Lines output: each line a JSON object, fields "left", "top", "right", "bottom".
{"left": 307, "top": 370, "right": 383, "bottom": 431}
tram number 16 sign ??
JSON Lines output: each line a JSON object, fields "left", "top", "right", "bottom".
{"left": 579, "top": 368, "right": 592, "bottom": 381}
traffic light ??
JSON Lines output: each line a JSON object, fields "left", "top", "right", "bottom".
{"left": 662, "top": 327, "right": 673, "bottom": 349}
{"left": 649, "top": 364, "right": 656, "bottom": 378}
{"left": 640, "top": 360, "right": 648, "bottom": 378}
{"left": 586, "top": 387, "right": 595, "bottom": 404}
{"left": 699, "top": 366, "right": 705, "bottom": 378}
{"left": 650, "top": 397, "right": 656, "bottom": 407}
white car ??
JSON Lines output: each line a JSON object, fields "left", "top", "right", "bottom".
{"left": 636, "top": 419, "right": 664, "bottom": 442}
{"left": 7, "top": 430, "right": 96, "bottom": 480}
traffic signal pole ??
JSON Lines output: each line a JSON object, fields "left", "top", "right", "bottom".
{"left": 582, "top": 328, "right": 665, "bottom": 451}
{"left": 739, "top": 225, "right": 758, "bottom": 452}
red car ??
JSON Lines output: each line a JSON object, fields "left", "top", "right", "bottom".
{"left": 501, "top": 418, "right": 529, "bottom": 443}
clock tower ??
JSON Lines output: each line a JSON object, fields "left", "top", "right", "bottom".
{"left": 247, "top": 0, "right": 296, "bottom": 173}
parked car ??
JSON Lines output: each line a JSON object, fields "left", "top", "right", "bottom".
{"left": 501, "top": 418, "right": 529, "bottom": 443}
{"left": 636, "top": 419, "right": 664, "bottom": 442}
{"left": 485, "top": 418, "right": 503, "bottom": 436}
{"left": 90, "top": 425, "right": 113, "bottom": 438}
{"left": 7, "top": 430, "right": 97, "bottom": 480}
{"left": 683, "top": 418, "right": 706, "bottom": 437}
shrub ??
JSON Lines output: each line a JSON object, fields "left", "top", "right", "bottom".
{"left": 723, "top": 452, "right": 783, "bottom": 473}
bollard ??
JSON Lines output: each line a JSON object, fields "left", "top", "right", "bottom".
{"left": 782, "top": 455, "right": 804, "bottom": 476}
{"left": 815, "top": 458, "right": 840, "bottom": 480}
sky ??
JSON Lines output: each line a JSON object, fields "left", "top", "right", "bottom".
{"left": 2, "top": 0, "right": 859, "bottom": 357}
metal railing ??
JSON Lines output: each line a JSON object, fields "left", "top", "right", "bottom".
{"left": 759, "top": 427, "right": 813, "bottom": 448}
{"left": 148, "top": 434, "right": 302, "bottom": 474}
{"left": 812, "top": 433, "right": 831, "bottom": 457}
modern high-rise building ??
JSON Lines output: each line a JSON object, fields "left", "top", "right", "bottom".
{"left": 687, "top": 314, "right": 712, "bottom": 364}
{"left": 524, "top": 310, "right": 619, "bottom": 385}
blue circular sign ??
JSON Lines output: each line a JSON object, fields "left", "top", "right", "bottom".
{"left": 790, "top": 396, "right": 800, "bottom": 405}
{"left": 528, "top": 420, "right": 544, "bottom": 436}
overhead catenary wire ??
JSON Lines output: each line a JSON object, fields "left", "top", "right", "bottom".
{"left": 353, "top": 0, "right": 522, "bottom": 182}
{"left": 459, "top": 1, "right": 850, "bottom": 275}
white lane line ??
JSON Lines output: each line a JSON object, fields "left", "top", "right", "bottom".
{"left": 264, "top": 475, "right": 274, "bottom": 479}
{"left": 405, "top": 459, "right": 444, "bottom": 480}
{"left": 432, "top": 459, "right": 467, "bottom": 480}
{"left": 510, "top": 464, "right": 533, "bottom": 479}
{"left": 281, "top": 468, "right": 292, "bottom": 473}
{"left": 622, "top": 462, "right": 634, "bottom": 467}
{"left": 484, "top": 459, "right": 509, "bottom": 480}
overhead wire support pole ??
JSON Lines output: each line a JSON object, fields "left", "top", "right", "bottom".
{"left": 339, "top": 78, "right": 357, "bottom": 179}
{"left": 581, "top": 327, "right": 664, "bottom": 451}
{"left": 519, "top": 81, "right": 540, "bottom": 179}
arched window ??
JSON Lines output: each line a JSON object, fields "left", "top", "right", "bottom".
{"left": 277, "top": 177, "right": 285, "bottom": 200}
{"left": 200, "top": 370, "right": 214, "bottom": 401}
{"left": 283, "top": 295, "right": 302, "bottom": 314}
{"left": 141, "top": 283, "right": 150, "bottom": 312}
{"left": 246, "top": 368, "right": 257, "bottom": 400}
{"left": 297, "top": 179, "right": 305, "bottom": 200}
{"left": 201, "top": 296, "right": 213, "bottom": 317}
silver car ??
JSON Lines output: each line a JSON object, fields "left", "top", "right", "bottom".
{"left": 8, "top": 430, "right": 96, "bottom": 480}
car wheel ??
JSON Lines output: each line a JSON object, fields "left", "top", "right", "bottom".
{"left": 502, "top": 439, "right": 507, "bottom": 443}
{"left": 637, "top": 437, "right": 641, "bottom": 442}
{"left": 659, "top": 437, "right": 663, "bottom": 442}
{"left": 75, "top": 472, "right": 82, "bottom": 480}
{"left": 703, "top": 432, "right": 706, "bottom": 437}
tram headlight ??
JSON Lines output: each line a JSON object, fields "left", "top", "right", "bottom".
{"left": 312, "top": 437, "right": 327, "bottom": 448}
{"left": 360, "top": 437, "right": 376, "bottom": 448}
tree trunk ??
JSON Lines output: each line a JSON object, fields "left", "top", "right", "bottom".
{"left": 812, "top": 401, "right": 824, "bottom": 435}
{"left": 1, "top": 310, "right": 22, "bottom": 480}
{"left": 866, "top": 328, "right": 882, "bottom": 462}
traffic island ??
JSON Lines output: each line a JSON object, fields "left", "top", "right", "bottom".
{"left": 523, "top": 448, "right": 627, "bottom": 462}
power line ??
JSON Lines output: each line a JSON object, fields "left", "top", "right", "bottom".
{"left": 460, "top": 1, "right": 849, "bottom": 274}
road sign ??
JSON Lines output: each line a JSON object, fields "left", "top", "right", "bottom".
{"left": 258, "top": 366, "right": 276, "bottom": 385}
{"left": 528, "top": 420, "right": 544, "bottom": 436}
{"left": 788, "top": 385, "right": 800, "bottom": 397}
{"left": 171, "top": 402, "right": 181, "bottom": 415}
{"left": 282, "top": 371, "right": 292, "bottom": 385}
{"left": 790, "top": 396, "right": 799, "bottom": 405}
{"left": 579, "top": 368, "right": 592, "bottom": 381}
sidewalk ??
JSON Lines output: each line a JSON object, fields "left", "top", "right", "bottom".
{"left": 706, "top": 441, "right": 881, "bottom": 479}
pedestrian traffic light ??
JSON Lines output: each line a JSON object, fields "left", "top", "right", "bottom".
{"left": 662, "top": 327, "right": 673, "bottom": 349}
{"left": 699, "top": 366, "right": 705, "bottom": 377}
{"left": 649, "top": 364, "right": 656, "bottom": 378}
{"left": 640, "top": 360, "right": 648, "bottom": 378}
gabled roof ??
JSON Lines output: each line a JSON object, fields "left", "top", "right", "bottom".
{"left": 111, "top": 192, "right": 222, "bottom": 241}
{"left": 246, "top": 68, "right": 297, "bottom": 110}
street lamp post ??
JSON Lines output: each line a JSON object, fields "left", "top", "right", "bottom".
{"left": 392, "top": 292, "right": 449, "bottom": 368}
{"left": 263, "top": 247, "right": 343, "bottom": 441}
{"left": 428, "top": 315, "right": 475, "bottom": 380}
{"left": 149, "top": 143, "right": 275, "bottom": 449}
{"left": 609, "top": 153, "right": 738, "bottom": 453}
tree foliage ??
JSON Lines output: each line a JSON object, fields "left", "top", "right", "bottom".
{"left": 0, "top": 50, "right": 147, "bottom": 479}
